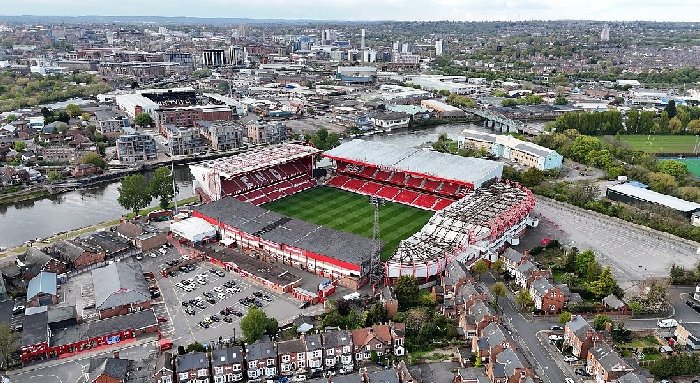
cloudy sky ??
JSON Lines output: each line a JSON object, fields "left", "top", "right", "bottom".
{"left": 2, "top": 0, "right": 698, "bottom": 22}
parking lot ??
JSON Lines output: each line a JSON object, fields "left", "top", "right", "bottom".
{"left": 137, "top": 241, "right": 319, "bottom": 347}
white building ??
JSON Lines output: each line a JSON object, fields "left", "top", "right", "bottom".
{"left": 458, "top": 129, "right": 563, "bottom": 171}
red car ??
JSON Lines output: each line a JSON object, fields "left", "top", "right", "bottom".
{"left": 540, "top": 237, "right": 552, "bottom": 246}
{"left": 157, "top": 316, "right": 169, "bottom": 323}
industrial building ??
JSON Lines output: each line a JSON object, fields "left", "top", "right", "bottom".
{"left": 607, "top": 182, "right": 700, "bottom": 222}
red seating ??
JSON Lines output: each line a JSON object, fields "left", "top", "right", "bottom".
{"left": 374, "top": 170, "right": 392, "bottom": 181}
{"left": 422, "top": 179, "right": 441, "bottom": 192}
{"left": 327, "top": 175, "right": 350, "bottom": 187}
{"left": 359, "top": 181, "right": 383, "bottom": 194}
{"left": 360, "top": 167, "right": 377, "bottom": 178}
{"left": 414, "top": 194, "right": 438, "bottom": 209}
{"left": 388, "top": 172, "right": 407, "bottom": 185}
{"left": 406, "top": 176, "right": 423, "bottom": 188}
{"left": 433, "top": 198, "right": 455, "bottom": 211}
{"left": 344, "top": 178, "right": 366, "bottom": 190}
{"left": 437, "top": 182, "right": 459, "bottom": 196}
{"left": 395, "top": 190, "right": 420, "bottom": 204}
{"left": 377, "top": 186, "right": 400, "bottom": 199}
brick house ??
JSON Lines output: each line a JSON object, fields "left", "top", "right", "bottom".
{"left": 51, "top": 240, "right": 104, "bottom": 270}
{"left": 586, "top": 342, "right": 634, "bottom": 382}
{"left": 154, "top": 352, "right": 175, "bottom": 383}
{"left": 351, "top": 323, "right": 405, "bottom": 363}
{"left": 176, "top": 352, "right": 210, "bottom": 383}
{"left": 459, "top": 300, "right": 497, "bottom": 340}
{"left": 304, "top": 333, "right": 324, "bottom": 372}
{"left": 472, "top": 322, "right": 517, "bottom": 364}
{"left": 17, "top": 247, "right": 66, "bottom": 281}
{"left": 92, "top": 262, "right": 152, "bottom": 319}
{"left": 86, "top": 357, "right": 130, "bottom": 383}
{"left": 246, "top": 341, "right": 277, "bottom": 380}
{"left": 529, "top": 276, "right": 566, "bottom": 314}
{"left": 501, "top": 248, "right": 528, "bottom": 277}
{"left": 486, "top": 348, "right": 533, "bottom": 383}
{"left": 379, "top": 286, "right": 399, "bottom": 319}
{"left": 26, "top": 271, "right": 58, "bottom": 307}
{"left": 321, "top": 329, "right": 353, "bottom": 372}
{"left": 564, "top": 316, "right": 597, "bottom": 358}
{"left": 211, "top": 346, "right": 244, "bottom": 383}
{"left": 277, "top": 338, "right": 306, "bottom": 375}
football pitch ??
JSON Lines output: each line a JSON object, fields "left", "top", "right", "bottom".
{"left": 617, "top": 135, "right": 700, "bottom": 154}
{"left": 264, "top": 187, "right": 433, "bottom": 260}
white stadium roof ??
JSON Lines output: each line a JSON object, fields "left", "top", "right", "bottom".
{"left": 190, "top": 143, "right": 321, "bottom": 179}
{"left": 324, "top": 139, "right": 503, "bottom": 187}
{"left": 608, "top": 183, "right": 700, "bottom": 213}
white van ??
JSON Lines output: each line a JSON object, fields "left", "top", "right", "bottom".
{"left": 657, "top": 319, "right": 679, "bottom": 328}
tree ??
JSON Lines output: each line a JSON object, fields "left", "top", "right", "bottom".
{"left": 217, "top": 82, "right": 231, "bottom": 94}
{"left": 134, "top": 112, "right": 153, "bottom": 127}
{"left": 65, "top": 103, "right": 82, "bottom": 118}
{"left": 185, "top": 342, "right": 206, "bottom": 353}
{"left": 520, "top": 167, "right": 545, "bottom": 187}
{"left": 669, "top": 117, "right": 683, "bottom": 134}
{"left": 117, "top": 174, "right": 152, "bottom": 214}
{"left": 664, "top": 100, "right": 677, "bottom": 119}
{"left": 570, "top": 136, "right": 602, "bottom": 162}
{"left": 574, "top": 250, "right": 596, "bottom": 276}
{"left": 472, "top": 259, "right": 488, "bottom": 281}
{"left": 490, "top": 282, "right": 507, "bottom": 310}
{"left": 305, "top": 128, "right": 340, "bottom": 151}
{"left": 593, "top": 314, "right": 612, "bottom": 331}
{"left": 395, "top": 275, "right": 420, "bottom": 310}
{"left": 365, "top": 302, "right": 388, "bottom": 325}
{"left": 688, "top": 119, "right": 700, "bottom": 135}
{"left": 515, "top": 288, "right": 534, "bottom": 311}
{"left": 265, "top": 317, "right": 279, "bottom": 337}
{"left": 13, "top": 140, "right": 26, "bottom": 152}
{"left": 149, "top": 167, "right": 178, "bottom": 209}
{"left": 241, "top": 307, "right": 269, "bottom": 343}
{"left": 501, "top": 99, "right": 517, "bottom": 107}
{"left": 192, "top": 69, "right": 212, "bottom": 78}
{"left": 81, "top": 112, "right": 91, "bottom": 121}
{"left": 588, "top": 267, "right": 618, "bottom": 298}
{"left": 0, "top": 324, "right": 18, "bottom": 368}
{"left": 647, "top": 172, "right": 677, "bottom": 194}
{"left": 81, "top": 152, "right": 106, "bottom": 169}
{"left": 5, "top": 114, "right": 16, "bottom": 122}
{"left": 47, "top": 171, "right": 62, "bottom": 181}
{"left": 559, "top": 311, "right": 572, "bottom": 324}
{"left": 554, "top": 95, "right": 569, "bottom": 105}
{"left": 491, "top": 259, "right": 505, "bottom": 275}
{"left": 55, "top": 110, "right": 70, "bottom": 123}
{"left": 657, "top": 160, "right": 688, "bottom": 180}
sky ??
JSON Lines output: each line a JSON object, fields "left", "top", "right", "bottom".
{"left": 2, "top": 0, "right": 699, "bottom": 22}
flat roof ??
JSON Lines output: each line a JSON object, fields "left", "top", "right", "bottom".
{"left": 608, "top": 183, "right": 700, "bottom": 213}
{"left": 324, "top": 139, "right": 503, "bottom": 187}
{"left": 195, "top": 198, "right": 375, "bottom": 266}
{"left": 189, "top": 143, "right": 320, "bottom": 179}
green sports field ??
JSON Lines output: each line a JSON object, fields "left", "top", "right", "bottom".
{"left": 617, "top": 135, "right": 700, "bottom": 154}
{"left": 264, "top": 187, "right": 433, "bottom": 260}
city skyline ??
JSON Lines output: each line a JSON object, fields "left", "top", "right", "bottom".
{"left": 1, "top": 0, "right": 698, "bottom": 22}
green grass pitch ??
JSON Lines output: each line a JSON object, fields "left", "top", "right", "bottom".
{"left": 616, "top": 135, "right": 699, "bottom": 154}
{"left": 264, "top": 186, "right": 433, "bottom": 260}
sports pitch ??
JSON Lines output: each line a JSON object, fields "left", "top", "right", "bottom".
{"left": 617, "top": 135, "right": 700, "bottom": 154}
{"left": 264, "top": 186, "right": 433, "bottom": 260}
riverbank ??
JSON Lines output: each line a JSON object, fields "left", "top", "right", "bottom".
{"left": 0, "top": 194, "right": 200, "bottom": 259}
{"left": 0, "top": 187, "right": 50, "bottom": 205}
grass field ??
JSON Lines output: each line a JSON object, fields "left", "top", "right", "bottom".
{"left": 616, "top": 135, "right": 700, "bottom": 154}
{"left": 264, "top": 187, "right": 433, "bottom": 260}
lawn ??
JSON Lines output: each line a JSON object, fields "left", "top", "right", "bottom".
{"left": 616, "top": 135, "right": 700, "bottom": 154}
{"left": 264, "top": 187, "right": 433, "bottom": 260}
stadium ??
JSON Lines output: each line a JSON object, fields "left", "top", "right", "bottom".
{"left": 188, "top": 140, "right": 537, "bottom": 287}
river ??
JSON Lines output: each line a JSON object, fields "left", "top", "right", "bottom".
{"left": 0, "top": 123, "right": 480, "bottom": 248}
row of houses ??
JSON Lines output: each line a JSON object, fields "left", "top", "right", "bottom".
{"left": 563, "top": 315, "right": 650, "bottom": 383}
{"left": 158, "top": 323, "right": 405, "bottom": 383}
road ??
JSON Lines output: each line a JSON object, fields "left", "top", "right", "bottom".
{"left": 534, "top": 197, "right": 699, "bottom": 285}
{"left": 483, "top": 274, "right": 570, "bottom": 383}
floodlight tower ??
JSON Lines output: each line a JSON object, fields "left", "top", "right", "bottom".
{"left": 369, "top": 195, "right": 385, "bottom": 287}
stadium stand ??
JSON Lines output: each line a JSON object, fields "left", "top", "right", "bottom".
{"left": 190, "top": 143, "right": 321, "bottom": 203}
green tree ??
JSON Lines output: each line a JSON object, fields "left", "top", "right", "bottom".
{"left": 185, "top": 342, "right": 206, "bottom": 353}
{"left": 265, "top": 317, "right": 279, "bottom": 337}
{"left": 520, "top": 167, "right": 545, "bottom": 187}
{"left": 554, "top": 95, "right": 569, "bottom": 105}
{"left": 501, "top": 98, "right": 517, "bottom": 107}
{"left": 81, "top": 112, "right": 91, "bottom": 121}
{"left": 0, "top": 324, "right": 18, "bottom": 369}
{"left": 134, "top": 112, "right": 153, "bottom": 127}
{"left": 117, "top": 174, "right": 152, "bottom": 214}
{"left": 365, "top": 302, "right": 388, "bottom": 325}
{"left": 657, "top": 160, "right": 688, "bottom": 180}
{"left": 149, "top": 167, "right": 178, "bottom": 209}
{"left": 588, "top": 267, "right": 618, "bottom": 298}
{"left": 192, "top": 69, "right": 212, "bottom": 78}
{"left": 80, "top": 152, "right": 106, "bottom": 169}
{"left": 647, "top": 172, "right": 677, "bottom": 193}
{"left": 593, "top": 314, "right": 612, "bottom": 331}
{"left": 515, "top": 288, "right": 534, "bottom": 311}
{"left": 664, "top": 100, "right": 677, "bottom": 119}
{"left": 689, "top": 119, "right": 700, "bottom": 135}
{"left": 5, "top": 114, "right": 16, "bottom": 122}
{"left": 570, "top": 136, "right": 602, "bottom": 162}
{"left": 65, "top": 103, "right": 82, "bottom": 118}
{"left": 395, "top": 275, "right": 420, "bottom": 310}
{"left": 13, "top": 141, "right": 26, "bottom": 152}
{"left": 575, "top": 250, "right": 596, "bottom": 276}
{"left": 559, "top": 311, "right": 572, "bottom": 324}
{"left": 47, "top": 171, "right": 62, "bottom": 181}
{"left": 241, "top": 307, "right": 269, "bottom": 343}
{"left": 472, "top": 259, "right": 489, "bottom": 281}
{"left": 491, "top": 259, "right": 505, "bottom": 275}
{"left": 305, "top": 128, "right": 340, "bottom": 151}
{"left": 490, "top": 282, "right": 507, "bottom": 310}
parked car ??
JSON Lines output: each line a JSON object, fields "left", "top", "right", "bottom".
{"left": 563, "top": 355, "right": 577, "bottom": 362}
{"left": 185, "top": 308, "right": 196, "bottom": 315}
{"left": 148, "top": 252, "right": 157, "bottom": 258}
{"left": 658, "top": 319, "right": 679, "bottom": 328}
{"left": 223, "top": 316, "right": 233, "bottom": 323}
{"left": 135, "top": 254, "right": 143, "bottom": 261}
{"left": 213, "top": 286, "right": 223, "bottom": 293}
{"left": 550, "top": 325, "right": 563, "bottom": 331}
{"left": 574, "top": 368, "right": 588, "bottom": 376}
{"left": 210, "top": 315, "right": 220, "bottom": 322}
{"left": 215, "top": 270, "right": 226, "bottom": 277}
{"left": 299, "top": 301, "right": 310, "bottom": 309}
{"left": 565, "top": 379, "right": 574, "bottom": 383}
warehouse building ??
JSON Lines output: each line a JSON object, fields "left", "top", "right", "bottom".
{"left": 607, "top": 182, "right": 700, "bottom": 221}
